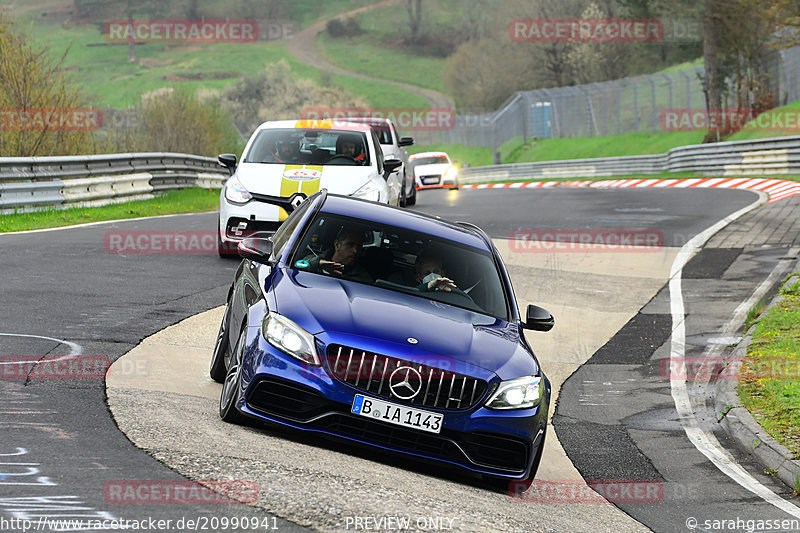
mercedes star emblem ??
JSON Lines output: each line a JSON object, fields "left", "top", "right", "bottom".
{"left": 388, "top": 366, "right": 423, "bottom": 400}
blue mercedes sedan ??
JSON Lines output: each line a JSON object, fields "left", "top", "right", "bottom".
{"left": 210, "top": 190, "right": 554, "bottom": 486}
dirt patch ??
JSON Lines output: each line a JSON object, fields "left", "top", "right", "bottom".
{"left": 163, "top": 72, "right": 240, "bottom": 81}
{"left": 139, "top": 57, "right": 177, "bottom": 68}
{"left": 163, "top": 45, "right": 205, "bottom": 53}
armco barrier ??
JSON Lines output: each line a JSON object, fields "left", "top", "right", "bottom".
{"left": 461, "top": 135, "right": 800, "bottom": 184}
{"left": 0, "top": 152, "right": 229, "bottom": 213}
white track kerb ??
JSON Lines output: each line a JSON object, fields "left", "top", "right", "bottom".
{"left": 667, "top": 190, "right": 800, "bottom": 518}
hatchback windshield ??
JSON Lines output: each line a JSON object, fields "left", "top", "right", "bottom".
{"left": 244, "top": 129, "right": 370, "bottom": 166}
{"left": 289, "top": 213, "right": 509, "bottom": 321}
{"left": 412, "top": 156, "right": 449, "bottom": 166}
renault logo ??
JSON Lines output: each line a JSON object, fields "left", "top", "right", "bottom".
{"left": 289, "top": 193, "right": 306, "bottom": 209}
{"left": 388, "top": 366, "right": 422, "bottom": 400}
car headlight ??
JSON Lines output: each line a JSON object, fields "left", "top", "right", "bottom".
{"left": 485, "top": 376, "right": 543, "bottom": 410}
{"left": 352, "top": 180, "right": 382, "bottom": 202}
{"left": 224, "top": 176, "right": 252, "bottom": 204}
{"left": 262, "top": 312, "right": 320, "bottom": 366}
{"left": 444, "top": 165, "right": 458, "bottom": 180}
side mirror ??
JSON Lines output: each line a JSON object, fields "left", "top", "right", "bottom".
{"left": 398, "top": 136, "right": 414, "bottom": 147}
{"left": 237, "top": 235, "right": 274, "bottom": 264}
{"left": 523, "top": 304, "right": 554, "bottom": 331}
{"left": 383, "top": 159, "right": 403, "bottom": 179}
{"left": 218, "top": 153, "right": 237, "bottom": 175}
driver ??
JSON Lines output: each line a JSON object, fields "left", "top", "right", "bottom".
{"left": 273, "top": 137, "right": 300, "bottom": 164}
{"left": 335, "top": 134, "right": 366, "bottom": 163}
{"left": 304, "top": 227, "right": 373, "bottom": 284}
{"left": 414, "top": 252, "right": 457, "bottom": 292}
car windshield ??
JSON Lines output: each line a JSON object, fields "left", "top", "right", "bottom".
{"left": 412, "top": 156, "right": 448, "bottom": 166}
{"left": 243, "top": 128, "right": 370, "bottom": 166}
{"left": 289, "top": 213, "right": 510, "bottom": 321}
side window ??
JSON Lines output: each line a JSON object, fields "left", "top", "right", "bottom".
{"left": 371, "top": 131, "right": 384, "bottom": 173}
{"left": 272, "top": 198, "right": 312, "bottom": 256}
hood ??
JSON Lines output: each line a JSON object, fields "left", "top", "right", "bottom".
{"left": 235, "top": 162, "right": 374, "bottom": 196}
{"left": 414, "top": 163, "right": 451, "bottom": 177}
{"left": 270, "top": 269, "right": 540, "bottom": 380}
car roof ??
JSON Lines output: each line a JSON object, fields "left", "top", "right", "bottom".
{"left": 254, "top": 119, "right": 373, "bottom": 133}
{"left": 340, "top": 117, "right": 392, "bottom": 126}
{"left": 409, "top": 151, "right": 449, "bottom": 159}
{"left": 318, "top": 194, "right": 490, "bottom": 251}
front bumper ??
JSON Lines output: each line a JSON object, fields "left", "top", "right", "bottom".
{"left": 219, "top": 194, "right": 297, "bottom": 245}
{"left": 415, "top": 174, "right": 458, "bottom": 190}
{"left": 234, "top": 329, "right": 549, "bottom": 480}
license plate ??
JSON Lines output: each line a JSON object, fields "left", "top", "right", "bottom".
{"left": 351, "top": 394, "right": 443, "bottom": 434}
{"left": 422, "top": 177, "right": 439, "bottom": 185}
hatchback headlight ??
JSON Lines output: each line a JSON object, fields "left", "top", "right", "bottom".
{"left": 353, "top": 180, "right": 382, "bottom": 202}
{"left": 262, "top": 313, "right": 320, "bottom": 366}
{"left": 224, "top": 176, "right": 252, "bottom": 204}
{"left": 444, "top": 165, "right": 458, "bottom": 180}
{"left": 485, "top": 376, "right": 543, "bottom": 410}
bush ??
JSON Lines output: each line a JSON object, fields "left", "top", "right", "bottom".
{"left": 113, "top": 88, "right": 242, "bottom": 157}
{"left": 325, "top": 17, "right": 364, "bottom": 38}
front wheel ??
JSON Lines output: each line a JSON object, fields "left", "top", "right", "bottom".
{"left": 209, "top": 294, "right": 233, "bottom": 382}
{"left": 219, "top": 328, "right": 248, "bottom": 424}
{"left": 406, "top": 181, "right": 417, "bottom": 206}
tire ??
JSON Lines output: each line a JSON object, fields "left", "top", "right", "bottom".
{"left": 209, "top": 294, "right": 233, "bottom": 383}
{"left": 399, "top": 182, "right": 407, "bottom": 207}
{"left": 217, "top": 217, "right": 229, "bottom": 257}
{"left": 406, "top": 181, "right": 417, "bottom": 206}
{"left": 219, "top": 327, "right": 248, "bottom": 424}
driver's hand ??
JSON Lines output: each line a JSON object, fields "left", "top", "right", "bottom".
{"left": 428, "top": 277, "right": 456, "bottom": 292}
{"left": 319, "top": 260, "right": 344, "bottom": 276}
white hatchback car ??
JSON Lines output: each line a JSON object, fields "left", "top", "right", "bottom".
{"left": 217, "top": 120, "right": 402, "bottom": 255}
{"left": 410, "top": 151, "right": 459, "bottom": 191}
{"left": 339, "top": 117, "right": 416, "bottom": 206}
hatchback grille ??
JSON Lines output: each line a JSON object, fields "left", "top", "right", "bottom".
{"left": 326, "top": 344, "right": 488, "bottom": 411}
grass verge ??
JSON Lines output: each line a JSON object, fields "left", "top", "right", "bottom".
{"left": 0, "top": 188, "right": 220, "bottom": 233}
{"left": 506, "top": 132, "right": 706, "bottom": 163}
{"left": 738, "top": 275, "right": 800, "bottom": 458}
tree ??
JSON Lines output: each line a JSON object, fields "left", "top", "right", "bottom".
{"left": 0, "top": 15, "right": 96, "bottom": 156}
{"left": 406, "top": 0, "right": 422, "bottom": 44}
{"left": 567, "top": 1, "right": 631, "bottom": 84}
{"left": 221, "top": 60, "right": 368, "bottom": 133}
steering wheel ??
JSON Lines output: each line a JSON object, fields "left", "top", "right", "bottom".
{"left": 326, "top": 155, "right": 357, "bottom": 165}
{"left": 431, "top": 285, "right": 476, "bottom": 306}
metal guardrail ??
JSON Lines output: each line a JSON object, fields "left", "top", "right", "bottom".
{"left": 0, "top": 152, "right": 229, "bottom": 213}
{"left": 460, "top": 135, "right": 800, "bottom": 184}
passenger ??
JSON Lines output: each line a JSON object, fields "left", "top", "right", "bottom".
{"left": 304, "top": 227, "right": 374, "bottom": 284}
{"left": 414, "top": 252, "right": 457, "bottom": 292}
